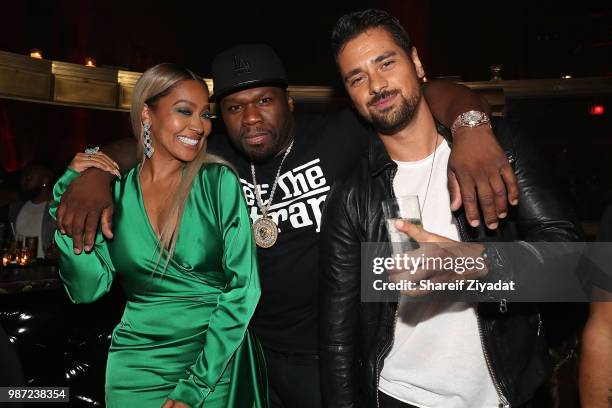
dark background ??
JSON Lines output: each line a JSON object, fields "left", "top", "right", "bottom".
{"left": 1, "top": 0, "right": 610, "bottom": 83}
{"left": 0, "top": 0, "right": 611, "bottom": 221}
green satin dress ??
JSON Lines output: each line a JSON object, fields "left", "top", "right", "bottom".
{"left": 50, "top": 164, "right": 268, "bottom": 408}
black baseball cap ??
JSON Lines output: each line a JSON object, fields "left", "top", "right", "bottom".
{"left": 211, "top": 44, "right": 288, "bottom": 102}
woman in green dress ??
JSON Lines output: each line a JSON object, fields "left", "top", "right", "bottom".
{"left": 50, "top": 63, "right": 267, "bottom": 408}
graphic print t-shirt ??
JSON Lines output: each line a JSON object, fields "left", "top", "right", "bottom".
{"left": 208, "top": 110, "right": 370, "bottom": 353}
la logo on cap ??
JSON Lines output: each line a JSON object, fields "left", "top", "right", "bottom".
{"left": 232, "top": 55, "right": 251, "bottom": 75}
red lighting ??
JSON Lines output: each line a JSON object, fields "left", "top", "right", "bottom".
{"left": 589, "top": 105, "right": 604, "bottom": 115}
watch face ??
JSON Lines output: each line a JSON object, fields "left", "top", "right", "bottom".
{"left": 452, "top": 111, "right": 490, "bottom": 133}
{"left": 464, "top": 111, "right": 484, "bottom": 125}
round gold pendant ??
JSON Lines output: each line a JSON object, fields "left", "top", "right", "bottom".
{"left": 253, "top": 217, "right": 278, "bottom": 248}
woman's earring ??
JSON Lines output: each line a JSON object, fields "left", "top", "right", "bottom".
{"left": 143, "top": 123, "right": 154, "bottom": 158}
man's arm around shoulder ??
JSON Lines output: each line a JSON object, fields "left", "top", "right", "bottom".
{"left": 56, "top": 138, "right": 139, "bottom": 253}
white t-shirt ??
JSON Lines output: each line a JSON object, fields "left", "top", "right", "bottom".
{"left": 378, "top": 138, "right": 500, "bottom": 408}
{"left": 15, "top": 200, "right": 46, "bottom": 258}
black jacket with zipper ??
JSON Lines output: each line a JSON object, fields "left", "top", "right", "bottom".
{"left": 318, "top": 118, "right": 582, "bottom": 408}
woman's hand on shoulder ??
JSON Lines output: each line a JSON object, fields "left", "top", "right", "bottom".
{"left": 69, "top": 152, "right": 120, "bottom": 177}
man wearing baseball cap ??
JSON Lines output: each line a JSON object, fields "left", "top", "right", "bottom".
{"left": 56, "top": 43, "right": 518, "bottom": 407}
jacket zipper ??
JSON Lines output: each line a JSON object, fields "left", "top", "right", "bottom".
{"left": 462, "top": 210, "right": 509, "bottom": 408}
{"left": 376, "top": 299, "right": 400, "bottom": 408}
{"left": 375, "top": 168, "right": 400, "bottom": 408}
{"left": 457, "top": 203, "right": 510, "bottom": 407}
{"left": 476, "top": 311, "right": 510, "bottom": 408}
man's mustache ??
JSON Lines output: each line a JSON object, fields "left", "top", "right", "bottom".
{"left": 241, "top": 127, "right": 273, "bottom": 138}
{"left": 367, "top": 89, "right": 400, "bottom": 107}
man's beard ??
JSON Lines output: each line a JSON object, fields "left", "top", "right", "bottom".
{"left": 368, "top": 90, "right": 421, "bottom": 135}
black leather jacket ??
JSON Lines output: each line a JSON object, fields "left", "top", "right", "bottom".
{"left": 319, "top": 119, "right": 581, "bottom": 408}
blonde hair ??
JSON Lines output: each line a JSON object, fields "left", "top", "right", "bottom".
{"left": 130, "top": 63, "right": 228, "bottom": 273}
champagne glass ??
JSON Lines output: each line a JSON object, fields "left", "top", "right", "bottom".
{"left": 382, "top": 195, "right": 422, "bottom": 254}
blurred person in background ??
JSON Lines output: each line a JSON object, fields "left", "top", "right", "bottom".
{"left": 580, "top": 203, "right": 612, "bottom": 408}
{"left": 8, "top": 163, "right": 56, "bottom": 259}
{"left": 0, "top": 169, "right": 19, "bottom": 245}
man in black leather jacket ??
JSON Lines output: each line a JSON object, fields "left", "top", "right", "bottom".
{"left": 319, "top": 10, "right": 581, "bottom": 408}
